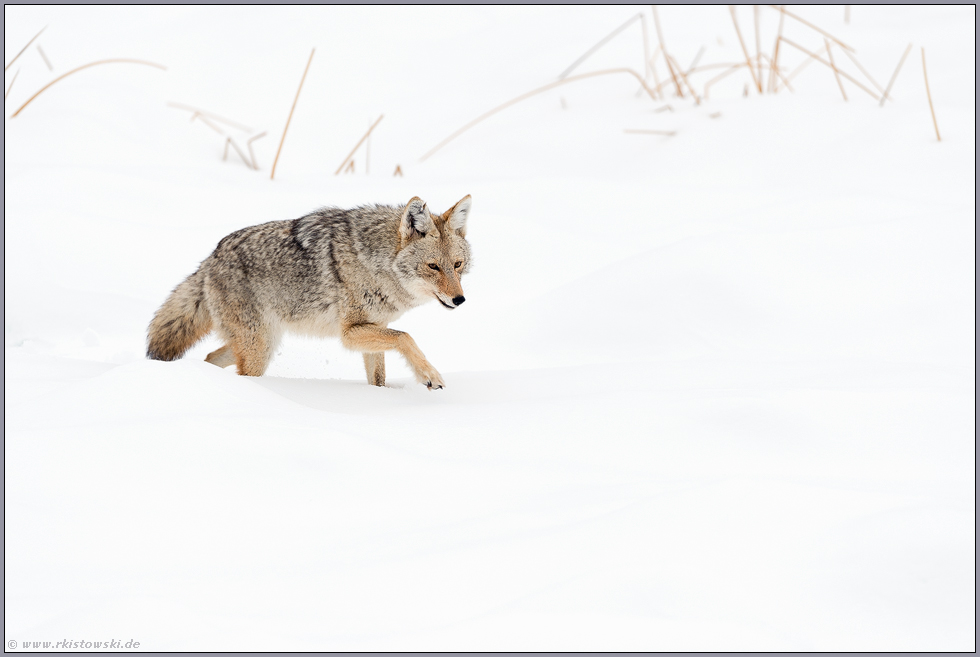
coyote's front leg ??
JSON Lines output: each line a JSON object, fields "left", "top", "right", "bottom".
{"left": 342, "top": 323, "right": 445, "bottom": 389}
{"left": 363, "top": 352, "right": 386, "bottom": 387}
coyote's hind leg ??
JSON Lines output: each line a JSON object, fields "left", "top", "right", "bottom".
{"left": 363, "top": 352, "right": 386, "bottom": 386}
{"left": 205, "top": 344, "right": 236, "bottom": 368}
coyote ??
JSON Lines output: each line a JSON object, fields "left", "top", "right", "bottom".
{"left": 147, "top": 196, "right": 472, "bottom": 389}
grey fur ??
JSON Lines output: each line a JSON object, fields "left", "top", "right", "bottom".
{"left": 147, "top": 196, "right": 472, "bottom": 388}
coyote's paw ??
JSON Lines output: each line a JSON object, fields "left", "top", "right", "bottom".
{"left": 415, "top": 363, "right": 445, "bottom": 390}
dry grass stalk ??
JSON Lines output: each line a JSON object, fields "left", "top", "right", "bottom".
{"left": 246, "top": 131, "right": 266, "bottom": 169}
{"left": 335, "top": 114, "right": 384, "bottom": 175}
{"left": 921, "top": 47, "right": 940, "bottom": 141}
{"left": 420, "top": 67, "right": 659, "bottom": 162}
{"left": 840, "top": 48, "right": 887, "bottom": 100}
{"left": 879, "top": 43, "right": 912, "bottom": 108}
{"left": 223, "top": 137, "right": 254, "bottom": 169}
{"left": 5, "top": 26, "right": 46, "bottom": 71}
{"left": 344, "top": 160, "right": 355, "bottom": 174}
{"left": 624, "top": 128, "right": 676, "bottom": 136}
{"left": 703, "top": 62, "right": 748, "bottom": 98}
{"left": 784, "top": 42, "right": 825, "bottom": 84}
{"left": 768, "top": 6, "right": 785, "bottom": 92}
{"left": 37, "top": 45, "right": 53, "bottom": 71}
{"left": 9, "top": 58, "right": 166, "bottom": 118}
{"left": 757, "top": 53, "right": 793, "bottom": 91}
{"left": 640, "top": 13, "right": 652, "bottom": 83}
{"left": 730, "top": 6, "right": 761, "bottom": 93}
{"left": 5, "top": 69, "right": 19, "bottom": 101}
{"left": 825, "top": 40, "right": 848, "bottom": 101}
{"left": 192, "top": 112, "right": 225, "bottom": 135}
{"left": 654, "top": 61, "right": 744, "bottom": 95}
{"left": 667, "top": 53, "right": 701, "bottom": 103}
{"left": 686, "top": 46, "right": 706, "bottom": 74}
{"left": 168, "top": 102, "right": 253, "bottom": 131}
{"left": 662, "top": 54, "right": 685, "bottom": 97}
{"left": 654, "top": 103, "right": 673, "bottom": 112}
{"left": 754, "top": 5, "right": 763, "bottom": 87}
{"left": 393, "top": 165, "right": 403, "bottom": 177}
{"left": 768, "top": 6, "right": 854, "bottom": 52}
{"left": 647, "top": 45, "right": 664, "bottom": 96}
{"left": 270, "top": 48, "right": 315, "bottom": 181}
{"left": 779, "top": 37, "right": 878, "bottom": 100}
{"left": 558, "top": 13, "right": 643, "bottom": 80}
{"left": 845, "top": 6, "right": 850, "bottom": 24}
{"left": 652, "top": 6, "right": 684, "bottom": 97}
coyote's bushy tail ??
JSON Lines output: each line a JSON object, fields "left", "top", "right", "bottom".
{"left": 146, "top": 269, "right": 212, "bottom": 361}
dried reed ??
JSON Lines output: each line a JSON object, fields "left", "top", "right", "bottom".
{"left": 768, "top": 6, "right": 854, "bottom": 52}
{"left": 667, "top": 53, "right": 701, "bottom": 103}
{"left": 393, "top": 165, "right": 403, "bottom": 177}
{"left": 662, "top": 54, "right": 685, "bottom": 98}
{"left": 653, "top": 61, "right": 743, "bottom": 96}
{"left": 558, "top": 13, "right": 642, "bottom": 80}
{"left": 703, "top": 62, "right": 748, "bottom": 98}
{"left": 921, "top": 47, "right": 940, "bottom": 141}
{"left": 730, "top": 6, "right": 761, "bottom": 92}
{"left": 687, "top": 46, "right": 706, "bottom": 74}
{"left": 652, "top": 6, "right": 684, "bottom": 97}
{"left": 757, "top": 53, "right": 793, "bottom": 91}
{"left": 223, "top": 137, "right": 253, "bottom": 169}
{"left": 168, "top": 102, "right": 252, "bottom": 131}
{"left": 640, "top": 13, "right": 650, "bottom": 84}
{"left": 270, "top": 48, "right": 315, "bottom": 181}
{"left": 753, "top": 5, "right": 763, "bottom": 87}
{"left": 784, "top": 42, "right": 825, "bottom": 85}
{"left": 824, "top": 40, "right": 848, "bottom": 101}
{"left": 5, "top": 69, "right": 19, "bottom": 101}
{"left": 192, "top": 112, "right": 225, "bottom": 135}
{"left": 10, "top": 58, "right": 166, "bottom": 118}
{"left": 420, "top": 67, "right": 658, "bottom": 162}
{"left": 335, "top": 114, "right": 384, "bottom": 175}
{"left": 246, "top": 132, "right": 267, "bottom": 169}
{"left": 37, "top": 45, "right": 53, "bottom": 71}
{"left": 779, "top": 38, "right": 878, "bottom": 100}
{"left": 648, "top": 44, "right": 663, "bottom": 95}
{"left": 840, "top": 48, "right": 887, "bottom": 100}
{"left": 768, "top": 5, "right": 785, "bottom": 92}
{"left": 879, "top": 43, "right": 912, "bottom": 108}
{"left": 5, "top": 26, "right": 46, "bottom": 71}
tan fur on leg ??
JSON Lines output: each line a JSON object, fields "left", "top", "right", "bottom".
{"left": 342, "top": 323, "right": 444, "bottom": 389}
{"left": 205, "top": 344, "right": 236, "bottom": 368}
{"left": 363, "top": 352, "right": 386, "bottom": 386}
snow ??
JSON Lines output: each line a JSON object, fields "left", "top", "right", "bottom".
{"left": 4, "top": 5, "right": 975, "bottom": 651}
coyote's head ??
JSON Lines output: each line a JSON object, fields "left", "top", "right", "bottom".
{"left": 393, "top": 195, "right": 472, "bottom": 309}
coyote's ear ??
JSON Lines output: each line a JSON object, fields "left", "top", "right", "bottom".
{"left": 400, "top": 197, "right": 434, "bottom": 243}
{"left": 445, "top": 194, "right": 472, "bottom": 237}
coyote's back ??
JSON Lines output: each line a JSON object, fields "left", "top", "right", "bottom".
{"left": 147, "top": 195, "right": 473, "bottom": 389}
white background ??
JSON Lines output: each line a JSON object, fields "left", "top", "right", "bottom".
{"left": 4, "top": 5, "right": 975, "bottom": 651}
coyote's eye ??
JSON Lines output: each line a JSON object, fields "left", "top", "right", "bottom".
{"left": 428, "top": 263, "right": 440, "bottom": 271}
{"left": 454, "top": 261, "right": 462, "bottom": 269}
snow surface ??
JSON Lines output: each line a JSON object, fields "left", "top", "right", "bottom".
{"left": 4, "top": 5, "right": 975, "bottom": 651}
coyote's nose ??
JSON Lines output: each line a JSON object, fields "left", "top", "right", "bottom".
{"left": 452, "top": 295, "right": 466, "bottom": 306}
